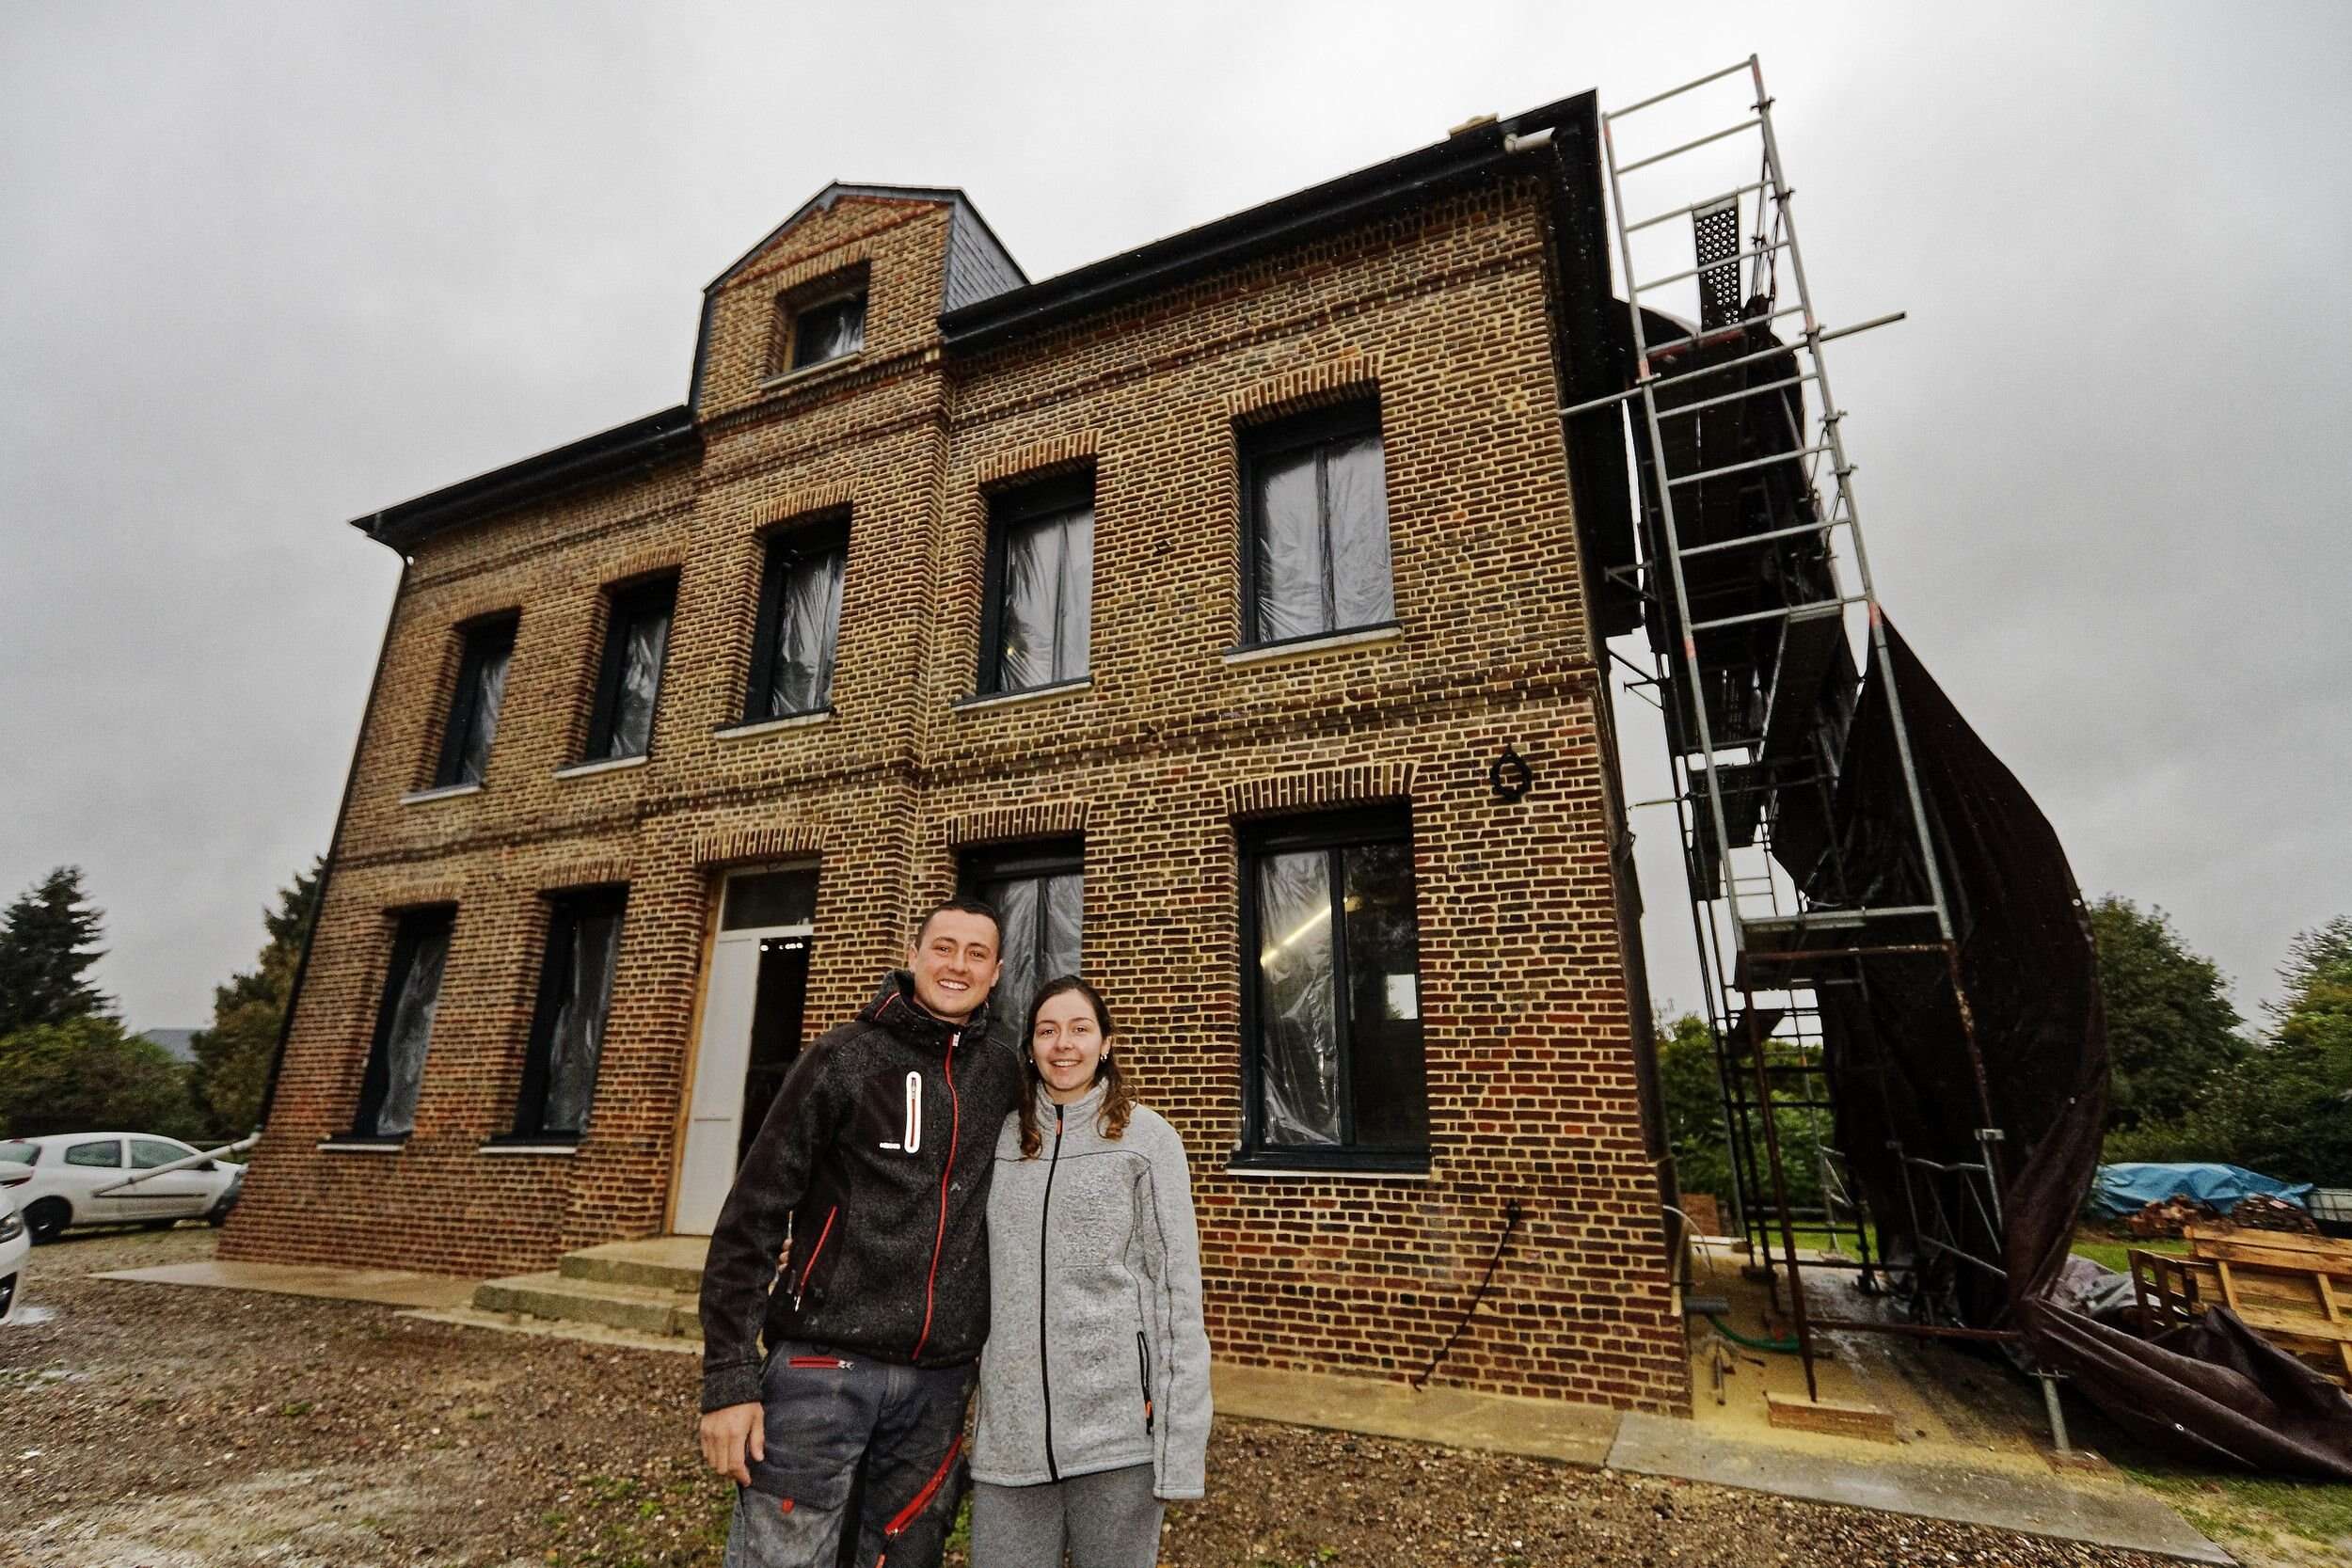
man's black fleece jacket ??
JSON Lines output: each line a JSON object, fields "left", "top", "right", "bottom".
{"left": 698, "top": 972, "right": 1022, "bottom": 1413}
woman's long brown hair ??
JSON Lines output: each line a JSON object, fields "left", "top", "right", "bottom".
{"left": 1016, "top": 974, "right": 1135, "bottom": 1158}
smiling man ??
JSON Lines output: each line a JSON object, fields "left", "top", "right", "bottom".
{"left": 698, "top": 897, "right": 1020, "bottom": 1568}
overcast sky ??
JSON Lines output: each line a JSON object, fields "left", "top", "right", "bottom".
{"left": 4, "top": 1, "right": 2345, "bottom": 1033}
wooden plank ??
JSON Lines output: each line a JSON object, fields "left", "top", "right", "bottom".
{"left": 2186, "top": 1225, "right": 2352, "bottom": 1267}
{"left": 1765, "top": 1392, "right": 1899, "bottom": 1443}
{"left": 2190, "top": 1234, "right": 2352, "bottom": 1279}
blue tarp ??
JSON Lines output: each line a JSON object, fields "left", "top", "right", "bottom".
{"left": 2087, "top": 1162, "right": 2314, "bottom": 1218}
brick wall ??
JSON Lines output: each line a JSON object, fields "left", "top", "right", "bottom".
{"left": 224, "top": 179, "right": 1689, "bottom": 1413}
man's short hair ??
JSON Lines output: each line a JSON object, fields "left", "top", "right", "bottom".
{"left": 914, "top": 895, "right": 1002, "bottom": 954}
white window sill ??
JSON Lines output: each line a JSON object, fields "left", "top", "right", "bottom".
{"left": 952, "top": 677, "right": 1090, "bottom": 714}
{"left": 316, "top": 1139, "right": 405, "bottom": 1154}
{"left": 553, "top": 753, "right": 650, "bottom": 781}
{"left": 399, "top": 783, "right": 482, "bottom": 806}
{"left": 1222, "top": 623, "right": 1403, "bottom": 668}
{"left": 476, "top": 1142, "right": 580, "bottom": 1157}
{"left": 1223, "top": 1159, "right": 1431, "bottom": 1181}
{"left": 758, "top": 351, "right": 865, "bottom": 393}
{"left": 715, "top": 709, "right": 834, "bottom": 740}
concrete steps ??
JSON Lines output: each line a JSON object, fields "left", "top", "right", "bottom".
{"left": 467, "top": 1235, "right": 710, "bottom": 1342}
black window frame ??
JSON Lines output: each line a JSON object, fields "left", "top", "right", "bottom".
{"left": 584, "top": 577, "right": 677, "bottom": 763}
{"left": 742, "top": 515, "right": 850, "bottom": 723}
{"left": 1234, "top": 804, "right": 1428, "bottom": 1173}
{"left": 976, "top": 473, "right": 1095, "bottom": 697}
{"left": 349, "top": 905, "right": 456, "bottom": 1141}
{"left": 787, "top": 287, "right": 867, "bottom": 372}
{"left": 1236, "top": 399, "right": 1397, "bottom": 652}
{"left": 507, "top": 886, "right": 629, "bottom": 1143}
{"left": 432, "top": 614, "right": 518, "bottom": 789}
{"left": 958, "top": 838, "right": 1085, "bottom": 1043}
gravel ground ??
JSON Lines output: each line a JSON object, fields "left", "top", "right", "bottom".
{"left": 3, "top": 1228, "right": 2187, "bottom": 1568}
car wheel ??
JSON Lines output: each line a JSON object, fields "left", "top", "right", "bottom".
{"left": 23, "top": 1198, "right": 70, "bottom": 1244}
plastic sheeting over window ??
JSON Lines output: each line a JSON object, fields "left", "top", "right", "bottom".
{"left": 435, "top": 621, "right": 514, "bottom": 789}
{"left": 993, "top": 503, "right": 1092, "bottom": 691}
{"left": 759, "top": 546, "right": 844, "bottom": 718}
{"left": 538, "top": 904, "right": 623, "bottom": 1137}
{"left": 1254, "top": 850, "right": 1342, "bottom": 1145}
{"left": 1250, "top": 832, "right": 1426, "bottom": 1152}
{"left": 1248, "top": 428, "right": 1392, "bottom": 645}
{"left": 601, "top": 602, "right": 672, "bottom": 759}
{"left": 791, "top": 293, "right": 866, "bottom": 370}
{"left": 453, "top": 642, "right": 509, "bottom": 784}
{"left": 370, "top": 922, "right": 449, "bottom": 1138}
{"left": 978, "top": 867, "right": 1083, "bottom": 1046}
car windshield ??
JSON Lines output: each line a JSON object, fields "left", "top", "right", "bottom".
{"left": 0, "top": 1142, "right": 38, "bottom": 1165}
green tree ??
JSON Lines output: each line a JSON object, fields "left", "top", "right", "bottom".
{"left": 0, "top": 1015, "right": 200, "bottom": 1139}
{"left": 2105, "top": 916, "right": 2352, "bottom": 1186}
{"left": 2090, "top": 896, "right": 2246, "bottom": 1132}
{"left": 1655, "top": 1011, "right": 1825, "bottom": 1219}
{"left": 0, "top": 865, "right": 113, "bottom": 1035}
{"left": 189, "top": 858, "right": 324, "bottom": 1136}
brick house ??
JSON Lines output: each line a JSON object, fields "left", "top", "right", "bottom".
{"left": 224, "top": 88, "right": 1690, "bottom": 1414}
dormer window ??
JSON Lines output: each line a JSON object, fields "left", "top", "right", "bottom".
{"left": 784, "top": 281, "right": 866, "bottom": 372}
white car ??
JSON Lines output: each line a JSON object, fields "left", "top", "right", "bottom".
{"left": 0, "top": 1189, "right": 26, "bottom": 1319}
{"left": 0, "top": 1133, "right": 245, "bottom": 1243}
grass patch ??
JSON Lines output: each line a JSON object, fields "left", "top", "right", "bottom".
{"left": 2122, "top": 1461, "right": 2352, "bottom": 1555}
{"left": 2070, "top": 1234, "right": 2188, "bottom": 1275}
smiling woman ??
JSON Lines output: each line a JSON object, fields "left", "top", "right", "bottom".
{"left": 972, "top": 976, "right": 1212, "bottom": 1568}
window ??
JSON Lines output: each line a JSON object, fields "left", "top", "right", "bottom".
{"left": 353, "top": 908, "right": 454, "bottom": 1138}
{"left": 585, "top": 578, "right": 675, "bottom": 762}
{"left": 960, "top": 841, "right": 1083, "bottom": 1045}
{"left": 0, "top": 1141, "right": 39, "bottom": 1166}
{"left": 514, "top": 888, "right": 628, "bottom": 1139}
{"left": 130, "top": 1138, "right": 197, "bottom": 1170}
{"left": 745, "top": 520, "right": 847, "bottom": 721}
{"left": 432, "top": 616, "right": 516, "bottom": 788}
{"left": 787, "top": 289, "right": 866, "bottom": 372}
{"left": 978, "top": 477, "right": 1093, "bottom": 694}
{"left": 1240, "top": 808, "right": 1426, "bottom": 1166}
{"left": 1240, "top": 403, "right": 1394, "bottom": 647}
{"left": 65, "top": 1139, "right": 122, "bottom": 1168}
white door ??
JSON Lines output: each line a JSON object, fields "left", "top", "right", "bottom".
{"left": 675, "top": 868, "right": 817, "bottom": 1236}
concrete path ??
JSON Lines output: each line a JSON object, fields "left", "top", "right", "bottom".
{"left": 92, "top": 1259, "right": 478, "bottom": 1310}
{"left": 1213, "top": 1363, "right": 1622, "bottom": 1466}
{"left": 1608, "top": 1412, "right": 2231, "bottom": 1564}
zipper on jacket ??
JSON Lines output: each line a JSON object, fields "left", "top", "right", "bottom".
{"left": 910, "top": 1030, "right": 961, "bottom": 1361}
{"left": 1136, "top": 1331, "right": 1155, "bottom": 1434}
{"left": 875, "top": 1433, "right": 962, "bottom": 1564}
{"left": 791, "top": 1204, "right": 839, "bottom": 1311}
{"left": 1039, "top": 1101, "right": 1065, "bottom": 1482}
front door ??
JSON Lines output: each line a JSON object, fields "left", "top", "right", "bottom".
{"left": 674, "top": 868, "right": 817, "bottom": 1236}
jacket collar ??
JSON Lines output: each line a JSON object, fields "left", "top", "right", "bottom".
{"left": 1040, "top": 1078, "right": 1110, "bottom": 1126}
{"left": 861, "top": 969, "right": 992, "bottom": 1052}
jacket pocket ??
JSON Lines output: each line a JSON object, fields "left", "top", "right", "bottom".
{"left": 792, "top": 1205, "right": 840, "bottom": 1310}
{"left": 1136, "top": 1331, "right": 1154, "bottom": 1435}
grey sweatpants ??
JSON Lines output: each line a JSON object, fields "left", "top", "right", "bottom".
{"left": 967, "top": 1464, "right": 1163, "bottom": 1568}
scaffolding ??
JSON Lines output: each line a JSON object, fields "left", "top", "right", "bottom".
{"left": 1569, "top": 57, "right": 2027, "bottom": 1407}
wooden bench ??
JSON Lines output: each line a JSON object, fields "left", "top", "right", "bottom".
{"left": 2129, "top": 1225, "right": 2352, "bottom": 1386}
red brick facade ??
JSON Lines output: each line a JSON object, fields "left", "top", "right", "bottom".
{"left": 226, "top": 120, "right": 1691, "bottom": 1413}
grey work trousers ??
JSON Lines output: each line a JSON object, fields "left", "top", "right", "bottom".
{"left": 967, "top": 1464, "right": 1163, "bottom": 1568}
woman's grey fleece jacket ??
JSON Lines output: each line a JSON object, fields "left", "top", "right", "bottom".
{"left": 971, "top": 1083, "right": 1212, "bottom": 1500}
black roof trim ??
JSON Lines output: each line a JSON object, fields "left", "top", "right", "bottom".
{"left": 349, "top": 405, "right": 699, "bottom": 554}
{"left": 939, "top": 92, "right": 1599, "bottom": 355}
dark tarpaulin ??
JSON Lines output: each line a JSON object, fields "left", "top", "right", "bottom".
{"left": 1818, "top": 620, "right": 2352, "bottom": 1480}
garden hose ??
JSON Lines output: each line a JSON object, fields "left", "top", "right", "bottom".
{"left": 1706, "top": 1313, "right": 1802, "bottom": 1354}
